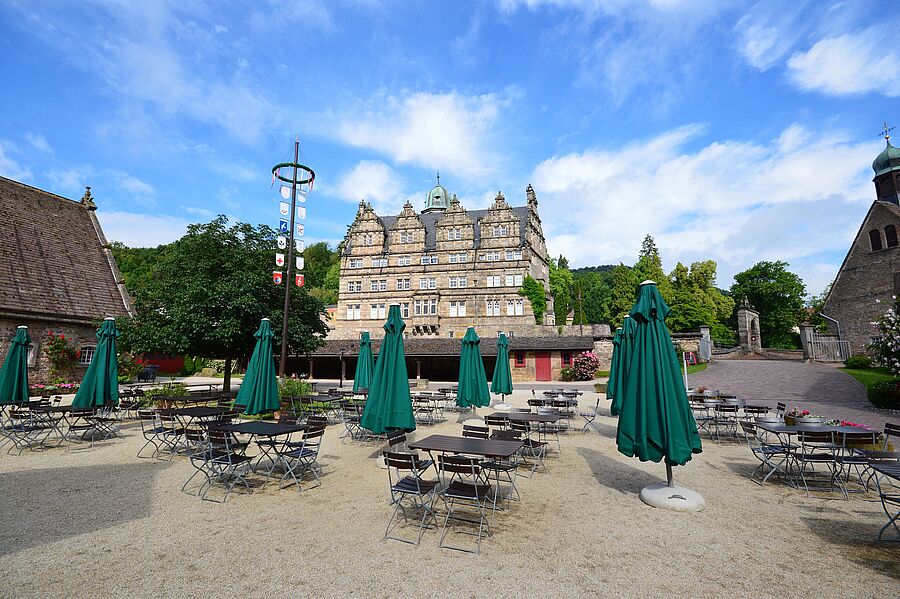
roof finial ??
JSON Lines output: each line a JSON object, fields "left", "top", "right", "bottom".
{"left": 880, "top": 121, "right": 895, "bottom": 142}
{"left": 436, "top": 170, "right": 440, "bottom": 185}
{"left": 80, "top": 185, "right": 96, "bottom": 210}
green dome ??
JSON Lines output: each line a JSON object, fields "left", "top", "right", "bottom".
{"left": 873, "top": 139, "right": 900, "bottom": 177}
{"left": 424, "top": 183, "right": 450, "bottom": 211}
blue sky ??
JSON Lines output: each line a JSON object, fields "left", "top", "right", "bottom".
{"left": 1, "top": 0, "right": 898, "bottom": 295}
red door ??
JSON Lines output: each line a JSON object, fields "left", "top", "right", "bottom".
{"left": 535, "top": 352, "right": 551, "bottom": 381}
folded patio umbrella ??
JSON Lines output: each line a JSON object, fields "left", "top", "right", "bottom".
{"left": 0, "top": 326, "right": 30, "bottom": 405}
{"left": 361, "top": 305, "right": 415, "bottom": 434}
{"left": 615, "top": 281, "right": 704, "bottom": 510}
{"left": 72, "top": 318, "right": 120, "bottom": 408}
{"left": 353, "top": 331, "right": 374, "bottom": 393}
{"left": 608, "top": 316, "right": 637, "bottom": 416}
{"left": 490, "top": 332, "right": 513, "bottom": 400}
{"left": 236, "top": 318, "right": 280, "bottom": 416}
{"left": 457, "top": 327, "right": 491, "bottom": 410}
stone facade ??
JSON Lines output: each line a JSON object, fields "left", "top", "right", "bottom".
{"left": 822, "top": 138, "right": 900, "bottom": 354}
{"left": 331, "top": 184, "right": 556, "bottom": 339}
{"left": 736, "top": 304, "right": 762, "bottom": 353}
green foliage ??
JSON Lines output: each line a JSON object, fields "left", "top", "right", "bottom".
{"left": 43, "top": 332, "right": 78, "bottom": 377}
{"left": 143, "top": 382, "right": 189, "bottom": 405}
{"left": 519, "top": 276, "right": 547, "bottom": 324}
{"left": 118, "top": 216, "right": 329, "bottom": 361}
{"left": 549, "top": 257, "right": 574, "bottom": 325}
{"left": 574, "top": 271, "right": 613, "bottom": 324}
{"left": 634, "top": 234, "right": 673, "bottom": 302}
{"left": 559, "top": 367, "right": 574, "bottom": 382}
{"left": 278, "top": 377, "right": 313, "bottom": 398}
{"left": 844, "top": 355, "right": 873, "bottom": 369}
{"left": 608, "top": 263, "right": 639, "bottom": 326}
{"left": 730, "top": 261, "right": 806, "bottom": 349}
{"left": 868, "top": 380, "right": 900, "bottom": 410}
{"left": 807, "top": 281, "right": 832, "bottom": 333}
{"left": 117, "top": 352, "right": 146, "bottom": 384}
{"left": 667, "top": 260, "right": 735, "bottom": 343}
{"left": 109, "top": 242, "right": 168, "bottom": 294}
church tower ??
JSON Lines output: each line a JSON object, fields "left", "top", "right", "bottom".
{"left": 873, "top": 128, "right": 900, "bottom": 205}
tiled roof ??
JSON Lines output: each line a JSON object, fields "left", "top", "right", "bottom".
{"left": 313, "top": 335, "right": 595, "bottom": 357}
{"left": 0, "top": 176, "right": 131, "bottom": 322}
{"left": 375, "top": 205, "right": 529, "bottom": 253}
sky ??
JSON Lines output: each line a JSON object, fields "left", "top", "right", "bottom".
{"left": 1, "top": 0, "right": 898, "bottom": 296}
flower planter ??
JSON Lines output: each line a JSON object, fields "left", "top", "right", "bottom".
{"left": 796, "top": 417, "right": 828, "bottom": 425}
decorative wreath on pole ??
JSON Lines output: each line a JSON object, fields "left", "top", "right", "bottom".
{"left": 271, "top": 162, "right": 316, "bottom": 186}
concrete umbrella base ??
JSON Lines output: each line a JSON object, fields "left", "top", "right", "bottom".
{"left": 639, "top": 483, "right": 706, "bottom": 512}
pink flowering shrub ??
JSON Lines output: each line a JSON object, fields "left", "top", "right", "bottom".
{"left": 571, "top": 351, "right": 600, "bottom": 381}
{"left": 871, "top": 296, "right": 900, "bottom": 375}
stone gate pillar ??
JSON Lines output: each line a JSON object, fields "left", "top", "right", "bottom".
{"left": 699, "top": 326, "right": 712, "bottom": 362}
{"left": 736, "top": 303, "right": 762, "bottom": 353}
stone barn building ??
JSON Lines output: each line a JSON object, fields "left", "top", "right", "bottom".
{"left": 822, "top": 136, "right": 900, "bottom": 353}
{"left": 0, "top": 176, "right": 132, "bottom": 383}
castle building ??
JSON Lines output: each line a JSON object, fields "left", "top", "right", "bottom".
{"left": 822, "top": 134, "right": 900, "bottom": 353}
{"left": 329, "top": 181, "right": 555, "bottom": 339}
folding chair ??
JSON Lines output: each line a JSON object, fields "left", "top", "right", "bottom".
{"left": 510, "top": 420, "right": 546, "bottom": 475}
{"left": 278, "top": 426, "right": 326, "bottom": 492}
{"left": 136, "top": 410, "right": 165, "bottom": 458}
{"left": 201, "top": 429, "right": 253, "bottom": 503}
{"left": 462, "top": 424, "right": 489, "bottom": 440}
{"left": 739, "top": 421, "right": 792, "bottom": 486}
{"left": 537, "top": 407, "right": 562, "bottom": 453}
{"left": 484, "top": 414, "right": 508, "bottom": 436}
{"left": 438, "top": 454, "right": 493, "bottom": 554}
{"left": 870, "top": 463, "right": 900, "bottom": 541}
{"left": 795, "top": 430, "right": 846, "bottom": 499}
{"left": 382, "top": 451, "right": 440, "bottom": 545}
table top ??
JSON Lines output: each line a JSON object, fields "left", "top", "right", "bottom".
{"left": 869, "top": 462, "right": 900, "bottom": 478}
{"left": 211, "top": 421, "right": 306, "bottom": 436}
{"left": 490, "top": 411, "right": 560, "bottom": 423}
{"left": 755, "top": 422, "right": 874, "bottom": 435}
{"left": 409, "top": 434, "right": 523, "bottom": 458}
{"left": 167, "top": 407, "right": 229, "bottom": 418}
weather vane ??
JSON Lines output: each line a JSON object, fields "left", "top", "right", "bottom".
{"left": 879, "top": 121, "right": 895, "bottom": 141}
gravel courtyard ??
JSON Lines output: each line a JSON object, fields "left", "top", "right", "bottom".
{"left": 1, "top": 389, "right": 897, "bottom": 598}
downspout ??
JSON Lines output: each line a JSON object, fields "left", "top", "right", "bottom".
{"left": 818, "top": 312, "right": 841, "bottom": 340}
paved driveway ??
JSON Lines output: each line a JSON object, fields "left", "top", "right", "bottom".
{"left": 688, "top": 360, "right": 897, "bottom": 429}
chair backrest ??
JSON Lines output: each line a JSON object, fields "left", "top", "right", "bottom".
{"left": 840, "top": 430, "right": 877, "bottom": 447}
{"left": 527, "top": 399, "right": 544, "bottom": 407}
{"left": 884, "top": 422, "right": 899, "bottom": 444}
{"left": 383, "top": 450, "right": 422, "bottom": 471}
{"left": 512, "top": 407, "right": 531, "bottom": 414}
{"left": 738, "top": 420, "right": 757, "bottom": 440}
{"left": 306, "top": 414, "right": 328, "bottom": 428}
{"left": 483, "top": 415, "right": 507, "bottom": 429}
{"left": 776, "top": 402, "right": 787, "bottom": 416}
{"left": 492, "top": 429, "right": 522, "bottom": 441}
{"left": 537, "top": 407, "right": 559, "bottom": 416}
{"left": 509, "top": 420, "right": 530, "bottom": 433}
{"left": 386, "top": 430, "right": 406, "bottom": 448}
{"left": 462, "top": 424, "right": 489, "bottom": 439}
{"left": 438, "top": 454, "right": 481, "bottom": 477}
{"left": 302, "top": 426, "right": 326, "bottom": 445}
{"left": 798, "top": 430, "right": 835, "bottom": 448}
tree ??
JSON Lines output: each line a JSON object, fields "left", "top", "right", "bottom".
{"left": 118, "top": 216, "right": 329, "bottom": 390}
{"left": 668, "top": 260, "right": 735, "bottom": 343}
{"left": 634, "top": 234, "right": 673, "bottom": 301}
{"left": 557, "top": 254, "right": 569, "bottom": 269}
{"left": 519, "top": 276, "right": 547, "bottom": 324}
{"left": 730, "top": 260, "right": 806, "bottom": 349}
{"left": 549, "top": 257, "right": 574, "bottom": 325}
{"left": 302, "top": 241, "right": 338, "bottom": 290}
{"left": 110, "top": 242, "right": 169, "bottom": 294}
{"left": 807, "top": 281, "right": 832, "bottom": 333}
{"left": 608, "top": 263, "right": 640, "bottom": 326}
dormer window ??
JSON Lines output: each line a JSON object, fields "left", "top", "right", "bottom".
{"left": 870, "top": 229, "right": 883, "bottom": 251}
{"left": 364, "top": 233, "right": 373, "bottom": 246}
{"left": 397, "top": 231, "right": 414, "bottom": 244}
{"left": 492, "top": 225, "right": 508, "bottom": 237}
{"left": 447, "top": 227, "right": 462, "bottom": 240}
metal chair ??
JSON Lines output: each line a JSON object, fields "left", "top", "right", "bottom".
{"left": 795, "top": 430, "right": 846, "bottom": 499}
{"left": 383, "top": 451, "right": 440, "bottom": 545}
{"left": 278, "top": 426, "right": 326, "bottom": 492}
{"left": 438, "top": 454, "right": 493, "bottom": 555}
{"left": 739, "top": 421, "right": 792, "bottom": 486}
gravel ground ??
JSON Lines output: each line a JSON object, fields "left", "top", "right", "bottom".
{"left": 1, "top": 391, "right": 897, "bottom": 598}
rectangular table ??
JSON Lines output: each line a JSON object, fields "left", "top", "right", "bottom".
{"left": 209, "top": 421, "right": 308, "bottom": 485}
{"left": 754, "top": 423, "right": 865, "bottom": 435}
{"left": 168, "top": 407, "right": 229, "bottom": 418}
{"left": 408, "top": 434, "right": 523, "bottom": 458}
{"left": 489, "top": 412, "right": 560, "bottom": 423}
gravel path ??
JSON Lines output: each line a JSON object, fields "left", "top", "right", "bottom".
{"left": 0, "top": 390, "right": 897, "bottom": 598}
{"left": 689, "top": 360, "right": 898, "bottom": 429}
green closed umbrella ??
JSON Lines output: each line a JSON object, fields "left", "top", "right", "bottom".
{"left": 616, "top": 281, "right": 702, "bottom": 492}
{"left": 0, "top": 326, "right": 30, "bottom": 405}
{"left": 72, "top": 318, "right": 120, "bottom": 408}
{"left": 361, "top": 305, "right": 415, "bottom": 434}
{"left": 236, "top": 318, "right": 280, "bottom": 416}
{"left": 353, "top": 331, "right": 374, "bottom": 393}
{"left": 457, "top": 327, "right": 490, "bottom": 410}
{"left": 608, "top": 316, "right": 637, "bottom": 416}
{"left": 490, "top": 333, "right": 513, "bottom": 400}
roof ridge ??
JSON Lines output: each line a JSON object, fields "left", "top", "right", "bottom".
{"left": 0, "top": 175, "right": 84, "bottom": 206}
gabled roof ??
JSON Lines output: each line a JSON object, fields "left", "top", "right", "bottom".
{"left": 0, "top": 176, "right": 132, "bottom": 323}
{"left": 313, "top": 335, "right": 595, "bottom": 357}
{"left": 375, "top": 206, "right": 529, "bottom": 253}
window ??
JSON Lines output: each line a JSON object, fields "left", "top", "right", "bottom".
{"left": 401, "top": 302, "right": 410, "bottom": 318}
{"left": 870, "top": 229, "right": 883, "bottom": 251}
{"left": 397, "top": 278, "right": 411, "bottom": 290}
{"left": 346, "top": 304, "right": 361, "bottom": 320}
{"left": 370, "top": 279, "right": 387, "bottom": 292}
{"left": 449, "top": 300, "right": 466, "bottom": 317}
{"left": 485, "top": 300, "right": 501, "bottom": 316}
{"left": 398, "top": 231, "right": 414, "bottom": 244}
{"left": 886, "top": 225, "right": 898, "bottom": 248}
{"left": 414, "top": 298, "right": 438, "bottom": 316}
{"left": 492, "top": 224, "right": 509, "bottom": 237}
{"left": 364, "top": 233, "right": 373, "bottom": 246}
{"left": 78, "top": 345, "right": 96, "bottom": 366}
{"left": 894, "top": 272, "right": 900, "bottom": 296}
{"left": 505, "top": 249, "right": 523, "bottom": 261}
{"left": 514, "top": 351, "right": 525, "bottom": 367}
{"left": 348, "top": 258, "right": 363, "bottom": 268}
{"left": 449, "top": 276, "right": 467, "bottom": 288}
{"left": 419, "top": 277, "right": 437, "bottom": 290}
{"left": 447, "top": 227, "right": 462, "bottom": 240}
{"left": 346, "top": 280, "right": 362, "bottom": 292}
{"left": 485, "top": 275, "right": 501, "bottom": 287}
{"left": 505, "top": 274, "right": 523, "bottom": 287}
{"left": 480, "top": 251, "right": 500, "bottom": 261}
{"left": 370, "top": 303, "right": 386, "bottom": 319}
{"left": 371, "top": 257, "right": 388, "bottom": 268}
{"left": 506, "top": 299, "right": 524, "bottom": 316}
{"left": 561, "top": 352, "right": 572, "bottom": 366}
{"left": 397, "top": 255, "right": 411, "bottom": 266}
{"left": 420, "top": 254, "right": 438, "bottom": 265}
{"left": 449, "top": 252, "right": 467, "bottom": 263}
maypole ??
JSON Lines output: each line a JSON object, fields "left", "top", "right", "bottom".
{"left": 271, "top": 139, "right": 315, "bottom": 377}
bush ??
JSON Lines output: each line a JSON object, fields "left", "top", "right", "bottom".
{"left": 144, "top": 383, "right": 189, "bottom": 406}
{"left": 559, "top": 367, "right": 574, "bottom": 382}
{"left": 572, "top": 351, "right": 600, "bottom": 381}
{"left": 844, "top": 355, "right": 873, "bottom": 369}
{"left": 279, "top": 377, "right": 313, "bottom": 398}
{"left": 118, "top": 352, "right": 147, "bottom": 384}
{"left": 868, "top": 380, "right": 900, "bottom": 410}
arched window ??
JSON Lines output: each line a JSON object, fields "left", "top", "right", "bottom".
{"left": 886, "top": 224, "right": 898, "bottom": 248}
{"left": 870, "top": 229, "right": 883, "bottom": 251}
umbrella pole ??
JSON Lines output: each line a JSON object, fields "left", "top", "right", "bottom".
{"left": 665, "top": 461, "right": 674, "bottom": 488}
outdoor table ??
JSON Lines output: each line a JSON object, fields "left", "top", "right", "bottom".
{"left": 409, "top": 434, "right": 523, "bottom": 459}
{"left": 489, "top": 412, "right": 560, "bottom": 423}
{"left": 868, "top": 462, "right": 900, "bottom": 541}
{"left": 168, "top": 406, "right": 229, "bottom": 418}
{"left": 209, "top": 421, "right": 307, "bottom": 484}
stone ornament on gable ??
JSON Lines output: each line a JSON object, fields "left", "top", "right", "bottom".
{"left": 80, "top": 186, "right": 97, "bottom": 210}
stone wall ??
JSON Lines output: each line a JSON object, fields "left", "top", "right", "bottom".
{"left": 591, "top": 332, "right": 702, "bottom": 370}
{"left": 0, "top": 317, "right": 93, "bottom": 384}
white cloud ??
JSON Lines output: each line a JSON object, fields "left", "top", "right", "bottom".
{"left": 106, "top": 170, "right": 156, "bottom": 207}
{"left": 0, "top": 142, "right": 32, "bottom": 181}
{"left": 24, "top": 133, "right": 51, "bottom": 153}
{"left": 47, "top": 168, "right": 90, "bottom": 194}
{"left": 333, "top": 91, "right": 511, "bottom": 178}
{"left": 531, "top": 124, "right": 878, "bottom": 294}
{"left": 97, "top": 210, "right": 190, "bottom": 247}
{"left": 734, "top": 0, "right": 815, "bottom": 71}
{"left": 332, "top": 160, "right": 421, "bottom": 215}
{"left": 787, "top": 27, "right": 900, "bottom": 97}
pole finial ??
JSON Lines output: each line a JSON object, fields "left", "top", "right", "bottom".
{"left": 436, "top": 171, "right": 440, "bottom": 185}
{"left": 880, "top": 121, "right": 895, "bottom": 141}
